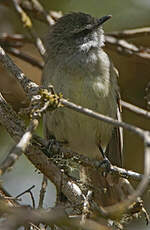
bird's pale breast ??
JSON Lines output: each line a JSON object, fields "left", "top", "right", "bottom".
{"left": 43, "top": 49, "right": 118, "bottom": 159}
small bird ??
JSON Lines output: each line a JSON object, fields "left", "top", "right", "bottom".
{"left": 42, "top": 12, "right": 123, "bottom": 167}
{"left": 42, "top": 13, "right": 143, "bottom": 212}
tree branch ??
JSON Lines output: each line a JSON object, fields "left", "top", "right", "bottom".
{"left": 1, "top": 46, "right": 150, "bottom": 217}
{"left": 20, "top": 0, "right": 56, "bottom": 25}
{"left": 0, "top": 108, "right": 38, "bottom": 175}
{"left": 121, "top": 100, "right": 150, "bottom": 119}
{"left": 12, "top": 0, "right": 45, "bottom": 57}
{"left": 6, "top": 47, "right": 43, "bottom": 69}
{"left": 105, "top": 35, "right": 150, "bottom": 62}
{"left": 106, "top": 27, "right": 150, "bottom": 39}
{"left": 0, "top": 5, "right": 150, "bottom": 226}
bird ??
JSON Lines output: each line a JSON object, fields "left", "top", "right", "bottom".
{"left": 42, "top": 12, "right": 142, "bottom": 211}
{"left": 42, "top": 12, "right": 123, "bottom": 168}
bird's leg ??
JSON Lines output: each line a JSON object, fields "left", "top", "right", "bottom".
{"left": 98, "top": 146, "right": 111, "bottom": 174}
{"left": 40, "top": 135, "right": 57, "bottom": 157}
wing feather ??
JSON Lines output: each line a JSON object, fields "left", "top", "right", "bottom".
{"left": 105, "top": 64, "right": 123, "bottom": 167}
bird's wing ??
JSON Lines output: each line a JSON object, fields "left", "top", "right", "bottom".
{"left": 105, "top": 65, "right": 123, "bottom": 167}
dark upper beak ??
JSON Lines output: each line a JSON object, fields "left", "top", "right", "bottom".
{"left": 97, "top": 15, "right": 112, "bottom": 26}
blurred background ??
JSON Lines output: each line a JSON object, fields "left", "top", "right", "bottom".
{"left": 0, "top": 0, "right": 150, "bottom": 229}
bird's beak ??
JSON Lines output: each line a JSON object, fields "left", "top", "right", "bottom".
{"left": 97, "top": 15, "right": 112, "bottom": 26}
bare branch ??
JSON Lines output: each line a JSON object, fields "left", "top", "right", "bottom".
{"left": 0, "top": 185, "right": 19, "bottom": 208}
{"left": 0, "top": 10, "right": 150, "bottom": 223}
{"left": 20, "top": 0, "right": 56, "bottom": 25}
{"left": 110, "top": 165, "right": 145, "bottom": 182}
{"left": 38, "top": 176, "right": 48, "bottom": 208}
{"left": 12, "top": 0, "right": 45, "bottom": 57}
{"left": 0, "top": 94, "right": 85, "bottom": 208}
{"left": 0, "top": 46, "right": 39, "bottom": 97}
{"left": 0, "top": 87, "right": 150, "bottom": 221}
{"left": 49, "top": 143, "right": 150, "bottom": 184}
{"left": 0, "top": 33, "right": 26, "bottom": 43}
{"left": 16, "top": 185, "right": 36, "bottom": 208}
{"left": 105, "top": 35, "right": 150, "bottom": 62}
{"left": 99, "top": 131, "right": 150, "bottom": 220}
{"left": 0, "top": 202, "right": 70, "bottom": 230}
{"left": 61, "top": 99, "right": 144, "bottom": 138}
{"left": 0, "top": 44, "right": 149, "bottom": 186}
{"left": 6, "top": 47, "right": 43, "bottom": 69}
{"left": 121, "top": 100, "right": 150, "bottom": 119}
{"left": 0, "top": 33, "right": 25, "bottom": 48}
{"left": 0, "top": 202, "right": 113, "bottom": 230}
{"left": 145, "top": 81, "right": 150, "bottom": 110}
{"left": 0, "top": 93, "right": 25, "bottom": 141}
{"left": 106, "top": 27, "right": 150, "bottom": 39}
{"left": 0, "top": 115, "right": 38, "bottom": 175}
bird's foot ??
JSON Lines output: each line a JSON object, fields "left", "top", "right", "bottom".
{"left": 99, "top": 157, "right": 111, "bottom": 172}
{"left": 42, "top": 138, "right": 57, "bottom": 157}
{"left": 98, "top": 145, "right": 112, "bottom": 176}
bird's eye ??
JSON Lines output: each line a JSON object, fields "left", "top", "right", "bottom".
{"left": 71, "top": 26, "right": 92, "bottom": 37}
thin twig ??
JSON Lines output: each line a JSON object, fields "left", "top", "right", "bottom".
{"left": 145, "top": 82, "right": 150, "bottom": 110}
{"left": 105, "top": 35, "right": 150, "bottom": 62}
{"left": 30, "top": 223, "right": 41, "bottom": 230}
{"left": 0, "top": 185, "right": 19, "bottom": 207}
{"left": 0, "top": 33, "right": 26, "bottom": 43}
{"left": 31, "top": 0, "right": 55, "bottom": 25}
{"left": 21, "top": 0, "right": 55, "bottom": 25}
{"left": 61, "top": 99, "right": 144, "bottom": 138}
{"left": 0, "top": 185, "right": 40, "bottom": 230}
{"left": 110, "top": 165, "right": 145, "bottom": 182}
{"left": 81, "top": 190, "right": 92, "bottom": 223}
{"left": 16, "top": 185, "right": 36, "bottom": 208}
{"left": 47, "top": 141, "right": 150, "bottom": 184}
{"left": 12, "top": 0, "right": 45, "bottom": 57}
{"left": 106, "top": 27, "right": 150, "bottom": 39}
{"left": 6, "top": 47, "right": 43, "bottom": 69}
{"left": 0, "top": 117, "right": 38, "bottom": 175}
{"left": 38, "top": 175, "right": 48, "bottom": 208}
{"left": 121, "top": 100, "right": 150, "bottom": 119}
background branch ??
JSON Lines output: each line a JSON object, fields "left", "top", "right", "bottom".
{"left": 105, "top": 35, "right": 150, "bottom": 62}
{"left": 12, "top": 0, "right": 45, "bottom": 57}
{"left": 121, "top": 100, "right": 150, "bottom": 119}
{"left": 6, "top": 47, "right": 43, "bottom": 69}
{"left": 0, "top": 45, "right": 150, "bottom": 218}
{"left": 106, "top": 27, "right": 150, "bottom": 39}
{"left": 0, "top": 2, "right": 150, "bottom": 229}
